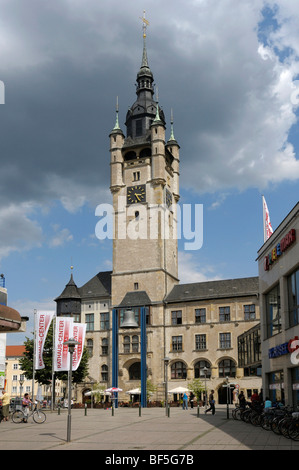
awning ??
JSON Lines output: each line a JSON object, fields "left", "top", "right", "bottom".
{"left": 0, "top": 305, "right": 22, "bottom": 332}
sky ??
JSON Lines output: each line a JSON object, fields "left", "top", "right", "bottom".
{"left": 1, "top": 0, "right": 299, "bottom": 345}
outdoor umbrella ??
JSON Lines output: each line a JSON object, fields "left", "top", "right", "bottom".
{"left": 125, "top": 388, "right": 141, "bottom": 395}
{"left": 168, "top": 386, "right": 189, "bottom": 394}
{"left": 84, "top": 390, "right": 111, "bottom": 396}
{"left": 105, "top": 387, "right": 123, "bottom": 393}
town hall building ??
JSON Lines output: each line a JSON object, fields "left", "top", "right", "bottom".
{"left": 55, "top": 22, "right": 261, "bottom": 405}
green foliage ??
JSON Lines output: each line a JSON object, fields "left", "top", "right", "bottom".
{"left": 19, "top": 323, "right": 89, "bottom": 385}
{"left": 187, "top": 378, "right": 205, "bottom": 402}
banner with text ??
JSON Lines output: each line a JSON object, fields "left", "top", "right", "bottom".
{"left": 72, "top": 323, "right": 86, "bottom": 371}
{"left": 35, "top": 311, "right": 55, "bottom": 370}
{"left": 54, "top": 317, "right": 74, "bottom": 371}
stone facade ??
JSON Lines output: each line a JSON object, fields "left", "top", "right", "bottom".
{"left": 55, "top": 27, "right": 262, "bottom": 405}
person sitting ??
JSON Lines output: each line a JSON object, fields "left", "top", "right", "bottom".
{"left": 22, "top": 393, "right": 32, "bottom": 423}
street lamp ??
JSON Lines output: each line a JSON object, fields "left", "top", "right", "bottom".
{"left": 163, "top": 357, "right": 170, "bottom": 416}
{"left": 226, "top": 376, "right": 230, "bottom": 419}
{"left": 203, "top": 367, "right": 208, "bottom": 411}
{"left": 63, "top": 337, "right": 80, "bottom": 442}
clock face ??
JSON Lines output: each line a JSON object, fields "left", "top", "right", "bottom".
{"left": 127, "top": 185, "right": 146, "bottom": 204}
{"left": 165, "top": 189, "right": 172, "bottom": 208}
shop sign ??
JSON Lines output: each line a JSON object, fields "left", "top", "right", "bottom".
{"left": 264, "top": 229, "right": 296, "bottom": 271}
{"left": 268, "top": 336, "right": 299, "bottom": 359}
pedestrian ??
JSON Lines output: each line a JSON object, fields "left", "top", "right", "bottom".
{"left": 189, "top": 392, "right": 194, "bottom": 409}
{"left": 182, "top": 392, "right": 188, "bottom": 410}
{"left": 22, "top": 393, "right": 32, "bottom": 423}
{"left": 205, "top": 390, "right": 215, "bottom": 415}
{"left": 238, "top": 391, "right": 246, "bottom": 409}
{"left": 264, "top": 397, "right": 272, "bottom": 413}
{"left": 251, "top": 391, "right": 259, "bottom": 403}
{"left": 1, "top": 390, "right": 10, "bottom": 422}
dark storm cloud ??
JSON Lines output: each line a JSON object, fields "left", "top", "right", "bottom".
{"left": 0, "top": 0, "right": 299, "bottom": 219}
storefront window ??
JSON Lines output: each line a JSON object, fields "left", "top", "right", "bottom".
{"left": 268, "top": 371, "right": 284, "bottom": 404}
{"left": 265, "top": 284, "right": 281, "bottom": 338}
{"left": 292, "top": 367, "right": 299, "bottom": 409}
{"left": 288, "top": 268, "right": 299, "bottom": 328}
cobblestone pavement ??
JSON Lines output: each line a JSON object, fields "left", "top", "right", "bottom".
{"left": 1, "top": 405, "right": 298, "bottom": 452}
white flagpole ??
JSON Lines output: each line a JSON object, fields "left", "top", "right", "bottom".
{"left": 32, "top": 309, "right": 37, "bottom": 402}
{"left": 262, "top": 195, "right": 267, "bottom": 243}
{"left": 51, "top": 314, "right": 56, "bottom": 412}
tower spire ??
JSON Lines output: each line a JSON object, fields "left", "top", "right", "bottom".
{"left": 112, "top": 96, "right": 120, "bottom": 131}
{"left": 169, "top": 109, "right": 175, "bottom": 141}
{"left": 140, "top": 11, "right": 150, "bottom": 68}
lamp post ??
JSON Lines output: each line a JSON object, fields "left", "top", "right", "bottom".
{"left": 163, "top": 357, "right": 170, "bottom": 416}
{"left": 226, "top": 376, "right": 230, "bottom": 419}
{"left": 63, "top": 337, "right": 80, "bottom": 442}
{"left": 203, "top": 367, "right": 208, "bottom": 411}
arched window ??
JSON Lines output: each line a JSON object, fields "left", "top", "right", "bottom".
{"left": 129, "top": 362, "right": 141, "bottom": 380}
{"left": 101, "top": 338, "right": 108, "bottom": 356}
{"left": 171, "top": 361, "right": 187, "bottom": 380}
{"left": 124, "top": 151, "right": 137, "bottom": 161}
{"left": 194, "top": 360, "right": 211, "bottom": 379}
{"left": 218, "top": 359, "right": 236, "bottom": 378}
{"left": 87, "top": 339, "right": 93, "bottom": 357}
{"left": 139, "top": 147, "right": 151, "bottom": 158}
{"left": 101, "top": 364, "right": 108, "bottom": 382}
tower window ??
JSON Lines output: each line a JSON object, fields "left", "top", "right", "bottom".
{"left": 134, "top": 282, "right": 139, "bottom": 290}
{"left": 133, "top": 171, "right": 140, "bottom": 181}
{"left": 136, "top": 119, "right": 142, "bottom": 136}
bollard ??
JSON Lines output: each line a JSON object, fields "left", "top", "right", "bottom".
{"left": 139, "top": 404, "right": 141, "bottom": 417}
{"left": 58, "top": 405, "right": 60, "bottom": 415}
{"left": 85, "top": 403, "right": 87, "bottom": 416}
{"left": 167, "top": 404, "right": 170, "bottom": 418}
{"left": 112, "top": 403, "right": 114, "bottom": 416}
{"left": 197, "top": 405, "right": 200, "bottom": 418}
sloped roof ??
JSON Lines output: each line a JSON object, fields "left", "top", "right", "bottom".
{"left": 78, "top": 271, "right": 111, "bottom": 299}
{"left": 118, "top": 291, "right": 151, "bottom": 308}
{"left": 165, "top": 277, "right": 259, "bottom": 304}
{"left": 6, "top": 345, "right": 25, "bottom": 357}
{"left": 54, "top": 273, "right": 81, "bottom": 301}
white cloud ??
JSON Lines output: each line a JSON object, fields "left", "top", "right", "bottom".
{"left": 178, "top": 251, "right": 221, "bottom": 284}
{"left": 0, "top": 203, "right": 43, "bottom": 262}
{"left": 49, "top": 225, "right": 73, "bottom": 247}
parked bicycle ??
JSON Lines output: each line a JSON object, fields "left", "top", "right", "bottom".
{"left": 232, "top": 401, "right": 299, "bottom": 442}
{"left": 12, "top": 403, "right": 46, "bottom": 424}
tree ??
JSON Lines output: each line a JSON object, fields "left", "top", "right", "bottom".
{"left": 19, "top": 323, "right": 89, "bottom": 386}
{"left": 187, "top": 378, "right": 205, "bottom": 402}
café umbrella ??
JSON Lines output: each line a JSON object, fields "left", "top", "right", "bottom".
{"left": 105, "top": 387, "right": 123, "bottom": 393}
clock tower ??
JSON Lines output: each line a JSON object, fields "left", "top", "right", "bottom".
{"left": 110, "top": 21, "right": 180, "bottom": 309}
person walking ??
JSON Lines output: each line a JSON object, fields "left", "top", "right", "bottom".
{"left": 205, "top": 390, "right": 215, "bottom": 415}
{"left": 182, "top": 392, "right": 188, "bottom": 410}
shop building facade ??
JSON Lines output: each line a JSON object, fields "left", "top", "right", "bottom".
{"left": 257, "top": 202, "right": 299, "bottom": 406}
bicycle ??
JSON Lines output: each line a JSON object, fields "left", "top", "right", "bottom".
{"left": 12, "top": 403, "right": 46, "bottom": 424}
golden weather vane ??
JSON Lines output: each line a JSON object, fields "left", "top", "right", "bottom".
{"left": 140, "top": 10, "right": 149, "bottom": 38}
